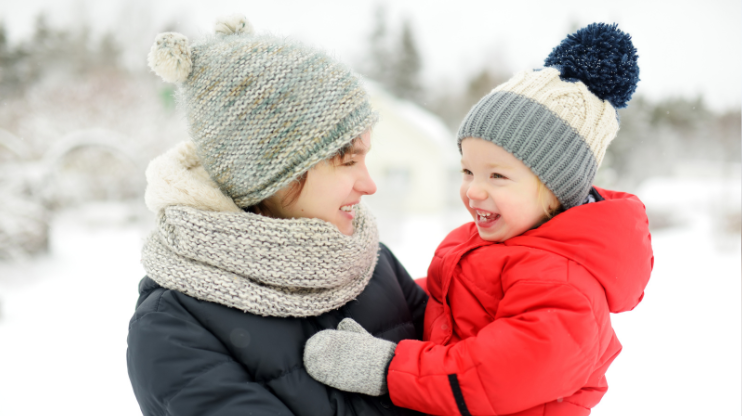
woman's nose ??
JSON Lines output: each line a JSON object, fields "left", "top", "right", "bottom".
{"left": 356, "top": 167, "right": 377, "bottom": 196}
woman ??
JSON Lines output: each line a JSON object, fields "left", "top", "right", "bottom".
{"left": 127, "top": 15, "right": 427, "bottom": 416}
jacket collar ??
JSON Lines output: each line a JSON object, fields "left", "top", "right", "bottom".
{"left": 506, "top": 187, "right": 653, "bottom": 313}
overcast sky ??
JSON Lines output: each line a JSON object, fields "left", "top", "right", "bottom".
{"left": 2, "top": 0, "right": 741, "bottom": 112}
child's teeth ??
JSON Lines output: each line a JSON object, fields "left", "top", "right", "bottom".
{"left": 341, "top": 205, "right": 355, "bottom": 212}
{"left": 477, "top": 211, "right": 496, "bottom": 221}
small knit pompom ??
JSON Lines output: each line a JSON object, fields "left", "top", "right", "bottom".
{"left": 147, "top": 32, "right": 192, "bottom": 84}
{"left": 215, "top": 14, "right": 253, "bottom": 36}
{"left": 544, "top": 23, "right": 639, "bottom": 109}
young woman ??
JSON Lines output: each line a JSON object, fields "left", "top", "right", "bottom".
{"left": 127, "top": 15, "right": 427, "bottom": 416}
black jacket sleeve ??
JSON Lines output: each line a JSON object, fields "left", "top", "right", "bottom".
{"left": 127, "top": 287, "right": 295, "bottom": 416}
{"left": 378, "top": 243, "right": 428, "bottom": 340}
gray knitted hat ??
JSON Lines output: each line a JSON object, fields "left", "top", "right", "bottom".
{"left": 457, "top": 23, "right": 639, "bottom": 209}
{"left": 147, "top": 14, "right": 378, "bottom": 208}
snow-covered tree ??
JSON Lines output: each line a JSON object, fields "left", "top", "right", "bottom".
{"left": 389, "top": 19, "right": 423, "bottom": 103}
{"left": 360, "top": 7, "right": 425, "bottom": 105}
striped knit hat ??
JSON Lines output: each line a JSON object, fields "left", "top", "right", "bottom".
{"left": 147, "top": 14, "right": 377, "bottom": 208}
{"left": 457, "top": 23, "right": 639, "bottom": 209}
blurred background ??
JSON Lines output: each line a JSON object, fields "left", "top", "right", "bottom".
{"left": 0, "top": 0, "right": 739, "bottom": 415}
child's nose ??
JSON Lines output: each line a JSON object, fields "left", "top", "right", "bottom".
{"left": 466, "top": 184, "right": 487, "bottom": 201}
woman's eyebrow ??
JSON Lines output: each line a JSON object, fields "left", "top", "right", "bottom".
{"left": 352, "top": 144, "right": 371, "bottom": 155}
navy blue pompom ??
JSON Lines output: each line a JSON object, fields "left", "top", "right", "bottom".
{"left": 544, "top": 23, "right": 639, "bottom": 109}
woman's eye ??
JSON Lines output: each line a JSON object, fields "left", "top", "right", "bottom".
{"left": 343, "top": 160, "right": 356, "bottom": 167}
{"left": 491, "top": 173, "right": 506, "bottom": 179}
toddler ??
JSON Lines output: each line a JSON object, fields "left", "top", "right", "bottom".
{"left": 304, "top": 23, "right": 653, "bottom": 416}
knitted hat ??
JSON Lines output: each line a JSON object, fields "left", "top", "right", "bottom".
{"left": 457, "top": 23, "right": 639, "bottom": 209}
{"left": 147, "top": 14, "right": 378, "bottom": 208}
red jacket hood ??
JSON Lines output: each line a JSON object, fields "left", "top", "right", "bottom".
{"left": 505, "top": 187, "right": 653, "bottom": 313}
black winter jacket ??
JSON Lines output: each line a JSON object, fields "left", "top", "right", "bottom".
{"left": 127, "top": 244, "right": 428, "bottom": 416}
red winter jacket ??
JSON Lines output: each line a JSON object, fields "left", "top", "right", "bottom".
{"left": 388, "top": 188, "right": 653, "bottom": 416}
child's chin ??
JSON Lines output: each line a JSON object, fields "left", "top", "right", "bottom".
{"left": 476, "top": 228, "right": 503, "bottom": 242}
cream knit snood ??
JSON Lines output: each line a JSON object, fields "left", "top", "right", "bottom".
{"left": 140, "top": 141, "right": 379, "bottom": 318}
{"left": 142, "top": 204, "right": 379, "bottom": 317}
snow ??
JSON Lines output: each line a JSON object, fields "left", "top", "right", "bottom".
{"left": 0, "top": 177, "right": 739, "bottom": 415}
{"left": 593, "top": 176, "right": 742, "bottom": 415}
{"left": 0, "top": 205, "right": 148, "bottom": 415}
{"left": 595, "top": 218, "right": 741, "bottom": 415}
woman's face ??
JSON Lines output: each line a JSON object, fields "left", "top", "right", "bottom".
{"left": 262, "top": 131, "right": 376, "bottom": 236}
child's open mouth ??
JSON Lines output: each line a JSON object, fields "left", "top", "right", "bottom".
{"left": 476, "top": 210, "right": 500, "bottom": 228}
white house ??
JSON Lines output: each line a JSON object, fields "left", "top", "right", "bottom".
{"left": 362, "top": 82, "right": 461, "bottom": 216}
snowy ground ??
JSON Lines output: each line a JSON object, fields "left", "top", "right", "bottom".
{"left": 0, "top": 178, "right": 739, "bottom": 415}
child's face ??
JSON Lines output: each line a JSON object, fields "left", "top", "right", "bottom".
{"left": 459, "top": 138, "right": 549, "bottom": 242}
{"left": 264, "top": 131, "right": 376, "bottom": 236}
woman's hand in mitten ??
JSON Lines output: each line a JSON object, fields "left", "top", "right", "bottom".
{"left": 303, "top": 318, "right": 396, "bottom": 396}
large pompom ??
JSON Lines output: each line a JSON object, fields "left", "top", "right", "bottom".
{"left": 147, "top": 32, "right": 192, "bottom": 84}
{"left": 544, "top": 23, "right": 639, "bottom": 109}
{"left": 214, "top": 14, "right": 254, "bottom": 36}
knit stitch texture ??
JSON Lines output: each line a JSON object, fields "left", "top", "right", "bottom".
{"left": 458, "top": 65, "right": 621, "bottom": 210}
{"left": 142, "top": 204, "right": 380, "bottom": 317}
{"left": 304, "top": 318, "right": 396, "bottom": 396}
{"left": 176, "top": 30, "right": 377, "bottom": 208}
{"left": 457, "top": 86, "right": 602, "bottom": 209}
{"left": 457, "top": 23, "right": 638, "bottom": 210}
{"left": 140, "top": 140, "right": 380, "bottom": 318}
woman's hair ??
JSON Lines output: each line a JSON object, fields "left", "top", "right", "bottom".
{"left": 536, "top": 177, "right": 562, "bottom": 219}
{"left": 248, "top": 136, "right": 361, "bottom": 214}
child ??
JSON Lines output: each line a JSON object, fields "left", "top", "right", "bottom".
{"left": 303, "top": 23, "right": 653, "bottom": 415}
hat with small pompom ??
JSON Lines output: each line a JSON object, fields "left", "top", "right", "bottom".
{"left": 457, "top": 23, "right": 639, "bottom": 209}
{"left": 147, "top": 14, "right": 377, "bottom": 208}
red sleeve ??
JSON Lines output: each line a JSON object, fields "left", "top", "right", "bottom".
{"left": 387, "top": 271, "right": 600, "bottom": 415}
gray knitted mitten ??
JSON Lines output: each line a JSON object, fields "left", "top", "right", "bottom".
{"left": 304, "top": 318, "right": 396, "bottom": 396}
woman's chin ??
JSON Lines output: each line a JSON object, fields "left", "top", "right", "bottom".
{"left": 333, "top": 218, "right": 354, "bottom": 236}
{"left": 339, "top": 224, "right": 354, "bottom": 236}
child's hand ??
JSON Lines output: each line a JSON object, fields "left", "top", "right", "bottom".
{"left": 303, "top": 318, "right": 396, "bottom": 396}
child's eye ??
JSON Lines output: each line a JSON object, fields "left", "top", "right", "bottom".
{"left": 491, "top": 173, "right": 507, "bottom": 179}
{"left": 461, "top": 169, "right": 472, "bottom": 175}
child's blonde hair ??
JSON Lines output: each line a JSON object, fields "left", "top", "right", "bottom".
{"left": 536, "top": 177, "right": 562, "bottom": 219}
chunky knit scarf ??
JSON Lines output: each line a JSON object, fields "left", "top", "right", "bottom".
{"left": 140, "top": 141, "right": 379, "bottom": 318}
{"left": 142, "top": 204, "right": 379, "bottom": 317}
